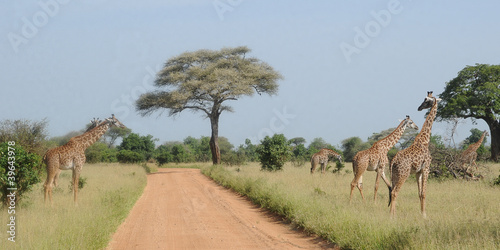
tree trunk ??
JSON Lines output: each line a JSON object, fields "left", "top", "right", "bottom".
{"left": 489, "top": 121, "right": 500, "bottom": 162}
{"left": 209, "top": 114, "right": 221, "bottom": 165}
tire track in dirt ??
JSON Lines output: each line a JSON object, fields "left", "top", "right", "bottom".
{"left": 107, "top": 168, "right": 337, "bottom": 249}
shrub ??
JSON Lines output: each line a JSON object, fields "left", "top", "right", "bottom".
{"left": 117, "top": 150, "right": 143, "bottom": 163}
{"left": 256, "top": 134, "right": 291, "bottom": 171}
{"left": 493, "top": 173, "right": 500, "bottom": 186}
{"left": 0, "top": 142, "right": 43, "bottom": 206}
{"left": 69, "top": 176, "right": 87, "bottom": 191}
{"left": 85, "top": 142, "right": 117, "bottom": 163}
{"left": 222, "top": 151, "right": 246, "bottom": 166}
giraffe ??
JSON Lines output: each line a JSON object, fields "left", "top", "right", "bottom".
{"left": 51, "top": 118, "right": 102, "bottom": 190}
{"left": 388, "top": 92, "right": 441, "bottom": 218}
{"left": 43, "top": 114, "right": 126, "bottom": 205}
{"left": 350, "top": 115, "right": 419, "bottom": 203}
{"left": 310, "top": 148, "right": 343, "bottom": 174}
{"left": 459, "top": 130, "right": 489, "bottom": 175}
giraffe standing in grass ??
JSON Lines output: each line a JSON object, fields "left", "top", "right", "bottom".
{"left": 389, "top": 92, "right": 440, "bottom": 218}
{"left": 43, "top": 114, "right": 125, "bottom": 205}
{"left": 310, "top": 148, "right": 342, "bottom": 174}
{"left": 350, "top": 115, "right": 419, "bottom": 203}
{"left": 51, "top": 118, "right": 102, "bottom": 189}
{"left": 459, "top": 130, "right": 489, "bottom": 175}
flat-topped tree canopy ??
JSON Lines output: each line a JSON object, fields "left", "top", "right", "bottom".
{"left": 136, "top": 46, "right": 283, "bottom": 164}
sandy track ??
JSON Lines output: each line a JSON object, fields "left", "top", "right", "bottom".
{"left": 107, "top": 168, "right": 336, "bottom": 250}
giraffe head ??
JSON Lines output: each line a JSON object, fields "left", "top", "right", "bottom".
{"left": 484, "top": 130, "right": 490, "bottom": 137}
{"left": 85, "top": 118, "right": 101, "bottom": 132}
{"left": 403, "top": 115, "right": 419, "bottom": 130}
{"left": 417, "top": 91, "right": 441, "bottom": 111}
{"left": 105, "top": 114, "right": 126, "bottom": 128}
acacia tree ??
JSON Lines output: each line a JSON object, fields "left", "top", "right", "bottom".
{"left": 437, "top": 64, "right": 500, "bottom": 160}
{"left": 136, "top": 46, "right": 282, "bottom": 164}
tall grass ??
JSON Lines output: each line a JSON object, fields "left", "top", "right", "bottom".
{"left": 1, "top": 163, "right": 147, "bottom": 250}
{"left": 202, "top": 162, "right": 500, "bottom": 249}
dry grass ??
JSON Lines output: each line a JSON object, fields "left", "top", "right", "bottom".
{"left": 203, "top": 161, "right": 500, "bottom": 249}
{"left": 1, "top": 163, "right": 147, "bottom": 250}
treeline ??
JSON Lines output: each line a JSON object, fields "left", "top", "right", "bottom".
{"left": 0, "top": 118, "right": 493, "bottom": 177}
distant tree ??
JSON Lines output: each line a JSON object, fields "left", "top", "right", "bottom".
{"left": 341, "top": 137, "right": 370, "bottom": 162}
{"left": 104, "top": 126, "right": 131, "bottom": 148}
{"left": 256, "top": 134, "right": 291, "bottom": 171}
{"left": 136, "top": 46, "right": 283, "bottom": 164}
{"left": 436, "top": 64, "right": 500, "bottom": 160}
{"left": 0, "top": 119, "right": 49, "bottom": 155}
{"left": 118, "top": 133, "right": 157, "bottom": 161}
{"left": 238, "top": 139, "right": 258, "bottom": 162}
{"left": 307, "top": 137, "right": 330, "bottom": 153}
{"left": 85, "top": 142, "right": 118, "bottom": 163}
{"left": 289, "top": 137, "right": 306, "bottom": 146}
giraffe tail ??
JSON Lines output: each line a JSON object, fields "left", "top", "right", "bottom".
{"left": 387, "top": 185, "right": 393, "bottom": 207}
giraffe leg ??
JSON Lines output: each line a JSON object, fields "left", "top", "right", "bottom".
{"left": 374, "top": 167, "right": 381, "bottom": 202}
{"left": 44, "top": 161, "right": 58, "bottom": 206}
{"left": 310, "top": 160, "right": 316, "bottom": 174}
{"left": 321, "top": 162, "right": 326, "bottom": 174}
{"left": 350, "top": 162, "right": 365, "bottom": 203}
{"left": 417, "top": 165, "right": 430, "bottom": 218}
{"left": 53, "top": 168, "right": 61, "bottom": 187}
{"left": 390, "top": 166, "right": 410, "bottom": 218}
{"left": 72, "top": 168, "right": 80, "bottom": 205}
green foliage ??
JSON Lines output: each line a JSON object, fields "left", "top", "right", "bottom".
{"left": 437, "top": 64, "right": 500, "bottom": 160}
{"left": 117, "top": 150, "right": 144, "bottom": 163}
{"left": 222, "top": 151, "right": 246, "bottom": 166}
{"left": 0, "top": 142, "right": 43, "bottom": 206}
{"left": 119, "top": 133, "right": 156, "bottom": 161}
{"left": 341, "top": 136, "right": 370, "bottom": 162}
{"left": 237, "top": 139, "right": 258, "bottom": 162}
{"left": 256, "top": 134, "right": 291, "bottom": 171}
{"left": 69, "top": 176, "right": 87, "bottom": 191}
{"left": 0, "top": 119, "right": 49, "bottom": 155}
{"left": 85, "top": 142, "right": 117, "bottom": 163}
{"left": 493, "top": 174, "right": 500, "bottom": 186}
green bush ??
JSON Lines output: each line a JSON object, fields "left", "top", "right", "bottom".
{"left": 116, "top": 150, "right": 143, "bottom": 163}
{"left": 85, "top": 142, "right": 117, "bottom": 163}
{"left": 222, "top": 151, "right": 246, "bottom": 166}
{"left": 0, "top": 141, "right": 43, "bottom": 206}
{"left": 69, "top": 176, "right": 87, "bottom": 191}
{"left": 493, "top": 173, "right": 500, "bottom": 186}
{"left": 256, "top": 134, "right": 291, "bottom": 171}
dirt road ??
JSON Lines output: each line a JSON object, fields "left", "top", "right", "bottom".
{"left": 107, "top": 168, "right": 336, "bottom": 249}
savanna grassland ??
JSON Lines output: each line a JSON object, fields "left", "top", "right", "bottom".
{"left": 0, "top": 163, "right": 147, "bottom": 250}
{"left": 202, "top": 162, "right": 500, "bottom": 249}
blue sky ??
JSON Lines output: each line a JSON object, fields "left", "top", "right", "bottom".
{"left": 1, "top": 0, "right": 498, "bottom": 148}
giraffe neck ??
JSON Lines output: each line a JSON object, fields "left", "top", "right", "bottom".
{"left": 376, "top": 119, "right": 409, "bottom": 150}
{"left": 414, "top": 99, "right": 438, "bottom": 147}
{"left": 324, "top": 149, "right": 339, "bottom": 157}
{"left": 469, "top": 132, "right": 486, "bottom": 151}
{"left": 73, "top": 122, "right": 110, "bottom": 150}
